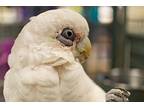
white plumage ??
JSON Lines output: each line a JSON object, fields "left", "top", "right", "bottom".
{"left": 3, "top": 9, "right": 106, "bottom": 102}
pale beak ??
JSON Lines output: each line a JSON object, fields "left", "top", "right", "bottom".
{"left": 76, "top": 36, "right": 91, "bottom": 63}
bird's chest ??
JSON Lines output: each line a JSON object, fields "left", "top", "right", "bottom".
{"left": 56, "top": 62, "right": 86, "bottom": 101}
{"left": 16, "top": 63, "right": 84, "bottom": 101}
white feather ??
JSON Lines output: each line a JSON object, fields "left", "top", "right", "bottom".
{"left": 4, "top": 9, "right": 106, "bottom": 102}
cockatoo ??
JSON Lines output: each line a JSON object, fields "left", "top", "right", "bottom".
{"left": 3, "top": 9, "right": 130, "bottom": 102}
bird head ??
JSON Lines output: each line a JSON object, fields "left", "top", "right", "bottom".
{"left": 22, "top": 9, "right": 91, "bottom": 64}
{"left": 11, "top": 9, "right": 91, "bottom": 68}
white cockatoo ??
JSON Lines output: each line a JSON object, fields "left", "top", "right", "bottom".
{"left": 3, "top": 9, "right": 130, "bottom": 102}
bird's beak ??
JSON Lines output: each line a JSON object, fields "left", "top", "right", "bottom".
{"left": 76, "top": 36, "right": 91, "bottom": 63}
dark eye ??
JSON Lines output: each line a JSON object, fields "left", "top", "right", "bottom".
{"left": 61, "top": 28, "right": 75, "bottom": 41}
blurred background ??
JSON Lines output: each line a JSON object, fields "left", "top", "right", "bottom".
{"left": 0, "top": 6, "right": 144, "bottom": 102}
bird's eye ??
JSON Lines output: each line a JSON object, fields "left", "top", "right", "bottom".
{"left": 61, "top": 28, "right": 75, "bottom": 41}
